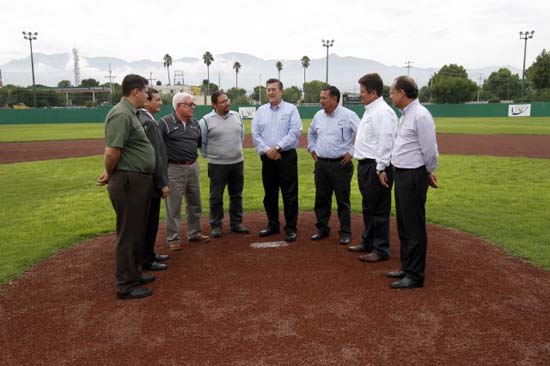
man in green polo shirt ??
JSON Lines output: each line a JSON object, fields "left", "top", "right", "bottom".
{"left": 97, "top": 74, "right": 156, "bottom": 300}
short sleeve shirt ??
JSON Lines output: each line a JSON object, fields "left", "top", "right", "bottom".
{"left": 105, "top": 98, "right": 155, "bottom": 173}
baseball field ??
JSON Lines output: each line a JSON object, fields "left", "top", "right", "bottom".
{"left": 1, "top": 117, "right": 549, "bottom": 365}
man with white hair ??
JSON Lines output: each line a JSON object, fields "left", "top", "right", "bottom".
{"left": 159, "top": 92, "right": 209, "bottom": 251}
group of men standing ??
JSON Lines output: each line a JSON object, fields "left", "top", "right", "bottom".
{"left": 99, "top": 72, "right": 438, "bottom": 300}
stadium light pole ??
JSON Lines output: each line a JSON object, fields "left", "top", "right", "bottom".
{"left": 22, "top": 31, "right": 38, "bottom": 108}
{"left": 519, "top": 30, "right": 534, "bottom": 99}
{"left": 322, "top": 39, "right": 334, "bottom": 84}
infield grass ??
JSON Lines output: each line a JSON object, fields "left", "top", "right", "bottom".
{"left": 2, "top": 117, "right": 550, "bottom": 142}
{"left": 1, "top": 150, "right": 549, "bottom": 285}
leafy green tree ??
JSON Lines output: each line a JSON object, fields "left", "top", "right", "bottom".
{"left": 527, "top": 49, "right": 550, "bottom": 90}
{"left": 482, "top": 68, "right": 521, "bottom": 101}
{"left": 80, "top": 78, "right": 100, "bottom": 87}
{"left": 163, "top": 54, "right": 172, "bottom": 85}
{"left": 283, "top": 86, "right": 302, "bottom": 104}
{"left": 301, "top": 56, "right": 310, "bottom": 90}
{"left": 156, "top": 80, "right": 162, "bottom": 86}
{"left": 276, "top": 61, "right": 283, "bottom": 80}
{"left": 429, "top": 64, "right": 478, "bottom": 103}
{"left": 57, "top": 80, "right": 72, "bottom": 88}
{"left": 249, "top": 86, "right": 267, "bottom": 104}
{"left": 201, "top": 80, "right": 219, "bottom": 96}
{"left": 419, "top": 86, "right": 432, "bottom": 103}
{"left": 303, "top": 80, "right": 328, "bottom": 103}
{"left": 233, "top": 61, "right": 242, "bottom": 89}
{"left": 226, "top": 87, "right": 247, "bottom": 102}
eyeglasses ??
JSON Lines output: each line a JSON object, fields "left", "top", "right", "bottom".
{"left": 179, "top": 102, "right": 196, "bottom": 108}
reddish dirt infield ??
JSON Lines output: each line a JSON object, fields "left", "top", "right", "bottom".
{"left": 2, "top": 133, "right": 550, "bottom": 163}
{"left": 2, "top": 212, "right": 550, "bottom": 365}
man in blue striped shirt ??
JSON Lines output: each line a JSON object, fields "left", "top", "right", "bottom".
{"left": 307, "top": 86, "right": 359, "bottom": 245}
{"left": 251, "top": 79, "right": 303, "bottom": 242}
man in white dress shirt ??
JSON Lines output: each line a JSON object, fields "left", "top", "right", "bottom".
{"left": 385, "top": 76, "right": 439, "bottom": 289}
{"left": 348, "top": 74, "right": 398, "bottom": 262}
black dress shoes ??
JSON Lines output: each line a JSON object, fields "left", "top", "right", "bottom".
{"left": 140, "top": 273, "right": 156, "bottom": 284}
{"left": 348, "top": 245, "right": 369, "bottom": 253}
{"left": 155, "top": 254, "right": 170, "bottom": 262}
{"left": 389, "top": 276, "right": 424, "bottom": 289}
{"left": 385, "top": 270, "right": 406, "bottom": 279}
{"left": 358, "top": 252, "right": 388, "bottom": 263}
{"left": 285, "top": 232, "right": 297, "bottom": 242}
{"left": 339, "top": 236, "right": 351, "bottom": 245}
{"left": 231, "top": 225, "right": 250, "bottom": 234}
{"left": 310, "top": 231, "right": 329, "bottom": 241}
{"left": 259, "top": 227, "right": 280, "bottom": 237}
{"left": 116, "top": 287, "right": 153, "bottom": 300}
{"left": 145, "top": 261, "right": 168, "bottom": 271}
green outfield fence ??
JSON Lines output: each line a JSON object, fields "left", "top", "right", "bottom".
{"left": 1, "top": 102, "right": 550, "bottom": 124}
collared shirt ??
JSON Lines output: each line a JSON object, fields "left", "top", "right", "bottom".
{"left": 307, "top": 105, "right": 359, "bottom": 158}
{"left": 199, "top": 110, "right": 244, "bottom": 164}
{"left": 391, "top": 99, "right": 439, "bottom": 173}
{"left": 104, "top": 98, "right": 155, "bottom": 173}
{"left": 251, "top": 100, "right": 302, "bottom": 154}
{"left": 353, "top": 97, "right": 398, "bottom": 171}
{"left": 158, "top": 112, "right": 202, "bottom": 162}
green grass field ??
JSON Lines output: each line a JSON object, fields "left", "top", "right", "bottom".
{"left": 1, "top": 150, "right": 549, "bottom": 285}
{"left": 1, "top": 117, "right": 550, "bottom": 142}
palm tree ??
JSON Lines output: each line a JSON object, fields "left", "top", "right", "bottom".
{"left": 163, "top": 54, "right": 172, "bottom": 85}
{"left": 301, "top": 56, "right": 310, "bottom": 100}
{"left": 233, "top": 61, "right": 242, "bottom": 89}
{"left": 276, "top": 61, "right": 283, "bottom": 80}
{"left": 203, "top": 51, "right": 214, "bottom": 101}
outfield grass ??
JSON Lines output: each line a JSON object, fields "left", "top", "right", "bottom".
{"left": 2, "top": 117, "right": 550, "bottom": 142}
{"left": 1, "top": 150, "right": 549, "bottom": 285}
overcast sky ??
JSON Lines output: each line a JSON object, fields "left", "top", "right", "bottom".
{"left": 1, "top": 0, "right": 548, "bottom": 69}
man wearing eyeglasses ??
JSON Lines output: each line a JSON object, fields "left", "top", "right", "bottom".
{"left": 159, "top": 92, "right": 209, "bottom": 251}
{"left": 199, "top": 91, "right": 249, "bottom": 238}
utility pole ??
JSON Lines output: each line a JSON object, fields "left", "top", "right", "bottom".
{"left": 322, "top": 39, "right": 334, "bottom": 84}
{"left": 148, "top": 72, "right": 156, "bottom": 86}
{"left": 405, "top": 61, "right": 414, "bottom": 76}
{"left": 477, "top": 73, "right": 483, "bottom": 102}
{"left": 22, "top": 31, "right": 38, "bottom": 107}
{"left": 104, "top": 64, "right": 116, "bottom": 105}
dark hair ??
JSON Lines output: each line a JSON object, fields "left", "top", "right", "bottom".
{"left": 266, "top": 78, "right": 283, "bottom": 90}
{"left": 394, "top": 76, "right": 418, "bottom": 99}
{"left": 122, "top": 74, "right": 148, "bottom": 97}
{"left": 147, "top": 87, "right": 159, "bottom": 101}
{"left": 358, "top": 73, "right": 383, "bottom": 96}
{"left": 211, "top": 90, "right": 226, "bottom": 104}
{"left": 322, "top": 85, "right": 340, "bottom": 103}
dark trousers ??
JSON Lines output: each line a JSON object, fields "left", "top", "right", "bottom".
{"left": 143, "top": 194, "right": 161, "bottom": 267}
{"left": 208, "top": 161, "right": 244, "bottom": 229}
{"left": 108, "top": 171, "right": 153, "bottom": 294}
{"left": 394, "top": 166, "right": 429, "bottom": 282}
{"left": 314, "top": 158, "right": 354, "bottom": 237}
{"left": 357, "top": 159, "right": 393, "bottom": 258}
{"left": 260, "top": 149, "right": 298, "bottom": 233}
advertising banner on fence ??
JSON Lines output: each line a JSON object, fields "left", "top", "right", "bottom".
{"left": 508, "top": 104, "right": 531, "bottom": 117}
{"left": 238, "top": 107, "right": 257, "bottom": 119}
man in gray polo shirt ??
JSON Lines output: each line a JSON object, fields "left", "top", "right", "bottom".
{"left": 199, "top": 91, "right": 249, "bottom": 238}
{"left": 159, "top": 92, "right": 209, "bottom": 251}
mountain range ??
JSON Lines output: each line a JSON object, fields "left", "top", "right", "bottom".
{"left": 0, "top": 52, "right": 521, "bottom": 94}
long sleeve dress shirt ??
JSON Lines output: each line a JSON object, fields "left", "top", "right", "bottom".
{"left": 353, "top": 97, "right": 398, "bottom": 171}
{"left": 391, "top": 99, "right": 439, "bottom": 173}
{"left": 307, "top": 105, "right": 359, "bottom": 158}
{"left": 251, "top": 100, "right": 302, "bottom": 154}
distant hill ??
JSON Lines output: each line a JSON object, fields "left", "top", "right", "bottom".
{"left": 0, "top": 52, "right": 521, "bottom": 94}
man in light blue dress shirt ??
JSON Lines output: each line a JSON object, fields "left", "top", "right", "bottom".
{"left": 251, "top": 78, "right": 303, "bottom": 242}
{"left": 307, "top": 86, "right": 359, "bottom": 245}
{"left": 385, "top": 76, "right": 439, "bottom": 290}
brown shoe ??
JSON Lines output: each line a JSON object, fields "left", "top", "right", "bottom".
{"left": 168, "top": 242, "right": 182, "bottom": 251}
{"left": 358, "top": 252, "right": 388, "bottom": 263}
{"left": 189, "top": 234, "right": 210, "bottom": 243}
